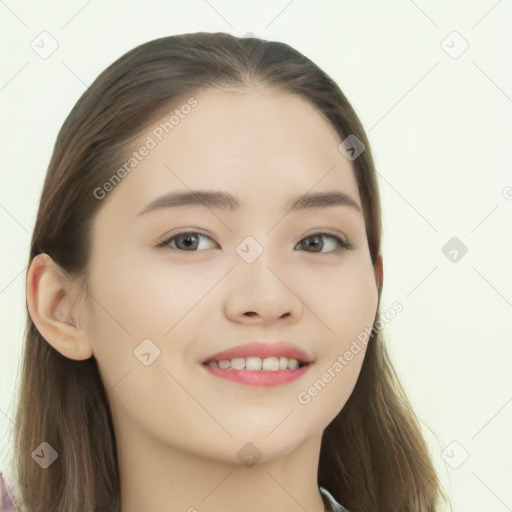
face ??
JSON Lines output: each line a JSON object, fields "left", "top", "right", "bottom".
{"left": 79, "top": 89, "right": 379, "bottom": 463}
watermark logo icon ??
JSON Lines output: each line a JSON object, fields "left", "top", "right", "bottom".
{"left": 32, "top": 442, "right": 58, "bottom": 468}
{"left": 31, "top": 31, "right": 59, "bottom": 59}
{"left": 441, "top": 441, "right": 469, "bottom": 469}
{"left": 236, "top": 442, "right": 262, "bottom": 467}
{"left": 442, "top": 236, "right": 468, "bottom": 263}
{"left": 338, "top": 134, "right": 365, "bottom": 161}
{"left": 236, "top": 236, "right": 263, "bottom": 264}
{"left": 441, "top": 31, "right": 469, "bottom": 59}
{"left": 134, "top": 338, "right": 161, "bottom": 366}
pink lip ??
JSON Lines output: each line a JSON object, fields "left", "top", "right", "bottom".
{"left": 202, "top": 341, "right": 314, "bottom": 364}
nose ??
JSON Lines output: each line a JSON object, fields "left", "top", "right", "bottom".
{"left": 223, "top": 254, "right": 304, "bottom": 325}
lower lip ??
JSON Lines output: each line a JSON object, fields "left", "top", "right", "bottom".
{"left": 202, "top": 363, "right": 312, "bottom": 387}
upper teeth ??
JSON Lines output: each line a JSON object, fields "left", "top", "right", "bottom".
{"left": 208, "top": 356, "right": 301, "bottom": 371}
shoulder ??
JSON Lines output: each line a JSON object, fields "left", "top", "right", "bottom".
{"left": 0, "top": 471, "right": 22, "bottom": 512}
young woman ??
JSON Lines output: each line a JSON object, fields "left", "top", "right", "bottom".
{"left": 2, "top": 32, "right": 448, "bottom": 511}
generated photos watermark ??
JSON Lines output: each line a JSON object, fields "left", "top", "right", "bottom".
{"left": 297, "top": 301, "right": 403, "bottom": 405}
{"left": 93, "top": 96, "right": 198, "bottom": 200}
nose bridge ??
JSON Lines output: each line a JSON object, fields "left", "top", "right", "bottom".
{"left": 226, "top": 233, "right": 302, "bottom": 322}
{"left": 234, "top": 232, "right": 285, "bottom": 283}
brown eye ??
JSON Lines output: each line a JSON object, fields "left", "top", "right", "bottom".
{"left": 295, "top": 232, "right": 352, "bottom": 253}
{"left": 157, "top": 232, "right": 217, "bottom": 251}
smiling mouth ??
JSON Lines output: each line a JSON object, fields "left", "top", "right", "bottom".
{"left": 201, "top": 356, "right": 312, "bottom": 388}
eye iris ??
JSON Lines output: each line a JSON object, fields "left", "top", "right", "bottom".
{"left": 304, "top": 235, "right": 322, "bottom": 252}
{"left": 177, "top": 233, "right": 198, "bottom": 250}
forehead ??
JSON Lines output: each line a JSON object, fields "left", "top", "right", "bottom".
{"left": 99, "top": 88, "right": 361, "bottom": 217}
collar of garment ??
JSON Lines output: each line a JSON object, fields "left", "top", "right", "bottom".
{"left": 319, "top": 486, "right": 350, "bottom": 512}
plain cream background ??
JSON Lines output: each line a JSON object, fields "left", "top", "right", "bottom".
{"left": 1, "top": 1, "right": 511, "bottom": 511}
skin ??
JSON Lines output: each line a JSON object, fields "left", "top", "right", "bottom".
{"left": 27, "top": 88, "right": 382, "bottom": 512}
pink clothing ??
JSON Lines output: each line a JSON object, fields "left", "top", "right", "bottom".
{"left": 0, "top": 472, "right": 21, "bottom": 512}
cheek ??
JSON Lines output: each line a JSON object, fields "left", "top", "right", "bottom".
{"left": 87, "top": 251, "right": 213, "bottom": 340}
{"left": 80, "top": 257, "right": 205, "bottom": 435}
{"left": 308, "top": 254, "right": 378, "bottom": 344}
{"left": 298, "top": 256, "right": 377, "bottom": 417}
{"left": 82, "top": 250, "right": 221, "bottom": 387}
{"left": 330, "top": 258, "right": 377, "bottom": 372}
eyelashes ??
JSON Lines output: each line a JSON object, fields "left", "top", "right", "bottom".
{"left": 156, "top": 230, "right": 353, "bottom": 254}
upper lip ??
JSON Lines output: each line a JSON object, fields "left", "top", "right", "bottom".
{"left": 202, "top": 341, "right": 314, "bottom": 364}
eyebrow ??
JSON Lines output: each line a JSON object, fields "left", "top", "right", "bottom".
{"left": 135, "top": 190, "right": 362, "bottom": 217}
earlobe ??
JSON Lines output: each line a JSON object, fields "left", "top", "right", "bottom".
{"left": 26, "top": 253, "right": 93, "bottom": 361}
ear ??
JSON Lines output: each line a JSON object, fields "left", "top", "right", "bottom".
{"left": 26, "top": 253, "right": 93, "bottom": 360}
{"left": 374, "top": 254, "right": 383, "bottom": 297}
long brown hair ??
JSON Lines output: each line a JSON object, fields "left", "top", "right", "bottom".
{"left": 9, "top": 32, "right": 448, "bottom": 511}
